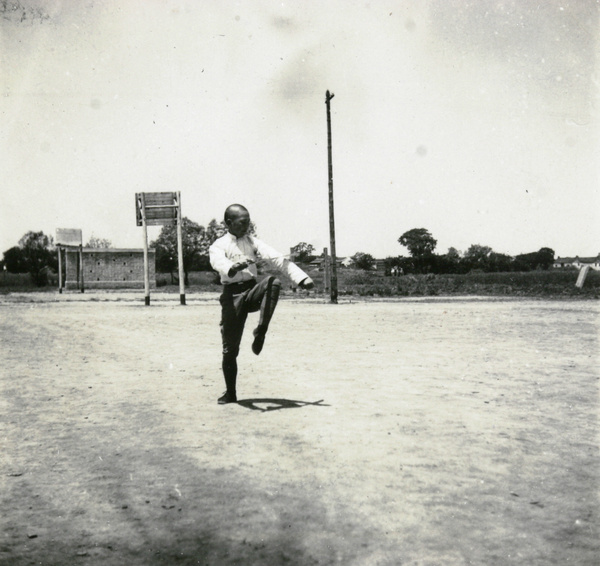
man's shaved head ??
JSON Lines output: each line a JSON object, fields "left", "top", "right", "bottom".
{"left": 224, "top": 204, "right": 249, "bottom": 223}
{"left": 224, "top": 204, "right": 251, "bottom": 238}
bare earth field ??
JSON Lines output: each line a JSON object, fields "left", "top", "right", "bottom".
{"left": 0, "top": 292, "right": 598, "bottom": 566}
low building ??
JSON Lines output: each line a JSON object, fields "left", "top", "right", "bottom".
{"left": 553, "top": 255, "right": 600, "bottom": 271}
{"left": 64, "top": 248, "right": 155, "bottom": 290}
{"left": 308, "top": 256, "right": 347, "bottom": 270}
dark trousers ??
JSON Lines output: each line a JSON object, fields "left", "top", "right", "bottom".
{"left": 219, "top": 276, "right": 281, "bottom": 394}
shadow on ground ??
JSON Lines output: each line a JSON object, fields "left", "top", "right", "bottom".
{"left": 236, "top": 398, "right": 330, "bottom": 412}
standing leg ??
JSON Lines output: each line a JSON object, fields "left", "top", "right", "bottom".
{"left": 247, "top": 276, "right": 281, "bottom": 355}
{"left": 221, "top": 353, "right": 238, "bottom": 403}
{"left": 218, "top": 291, "right": 248, "bottom": 403}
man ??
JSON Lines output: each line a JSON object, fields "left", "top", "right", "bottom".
{"left": 209, "top": 204, "right": 314, "bottom": 404}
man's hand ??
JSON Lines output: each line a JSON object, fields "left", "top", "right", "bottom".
{"left": 299, "top": 277, "right": 314, "bottom": 290}
{"left": 228, "top": 261, "right": 249, "bottom": 277}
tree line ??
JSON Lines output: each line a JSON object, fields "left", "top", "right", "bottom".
{"left": 2, "top": 224, "right": 555, "bottom": 287}
{"left": 384, "top": 228, "right": 554, "bottom": 274}
{"left": 291, "top": 229, "right": 554, "bottom": 274}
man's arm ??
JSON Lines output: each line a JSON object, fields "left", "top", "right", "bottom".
{"left": 252, "top": 237, "right": 312, "bottom": 286}
{"left": 209, "top": 240, "right": 236, "bottom": 280}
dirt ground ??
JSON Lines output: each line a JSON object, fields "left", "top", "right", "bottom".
{"left": 0, "top": 292, "right": 598, "bottom": 566}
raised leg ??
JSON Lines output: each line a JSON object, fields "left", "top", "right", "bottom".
{"left": 248, "top": 277, "right": 281, "bottom": 355}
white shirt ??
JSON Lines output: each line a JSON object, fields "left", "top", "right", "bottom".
{"left": 209, "top": 232, "right": 309, "bottom": 285}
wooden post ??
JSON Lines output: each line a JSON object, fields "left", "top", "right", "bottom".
{"left": 79, "top": 244, "right": 85, "bottom": 293}
{"left": 323, "top": 247, "right": 330, "bottom": 292}
{"left": 58, "top": 246, "right": 63, "bottom": 293}
{"left": 576, "top": 265, "right": 590, "bottom": 289}
{"left": 176, "top": 191, "right": 186, "bottom": 305}
{"left": 140, "top": 193, "right": 151, "bottom": 305}
{"left": 326, "top": 90, "right": 338, "bottom": 303}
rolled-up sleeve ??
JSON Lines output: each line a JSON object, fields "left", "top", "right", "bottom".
{"left": 253, "top": 238, "right": 309, "bottom": 286}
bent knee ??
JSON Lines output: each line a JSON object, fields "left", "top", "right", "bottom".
{"left": 222, "top": 348, "right": 239, "bottom": 359}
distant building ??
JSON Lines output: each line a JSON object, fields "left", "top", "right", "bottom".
{"left": 553, "top": 255, "right": 600, "bottom": 271}
{"left": 308, "top": 256, "right": 347, "bottom": 270}
{"left": 64, "top": 248, "right": 155, "bottom": 289}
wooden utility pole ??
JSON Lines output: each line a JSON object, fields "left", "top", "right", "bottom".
{"left": 326, "top": 90, "right": 338, "bottom": 304}
{"left": 323, "top": 247, "right": 330, "bottom": 293}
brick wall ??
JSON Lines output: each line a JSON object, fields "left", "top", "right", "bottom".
{"left": 65, "top": 248, "right": 155, "bottom": 289}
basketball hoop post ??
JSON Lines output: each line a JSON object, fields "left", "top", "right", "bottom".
{"left": 79, "top": 244, "right": 84, "bottom": 293}
{"left": 135, "top": 191, "right": 185, "bottom": 305}
{"left": 176, "top": 192, "right": 186, "bottom": 305}
{"left": 57, "top": 246, "right": 63, "bottom": 293}
{"left": 139, "top": 193, "right": 151, "bottom": 305}
{"left": 55, "top": 229, "right": 83, "bottom": 294}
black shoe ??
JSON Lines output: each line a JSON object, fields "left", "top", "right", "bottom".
{"left": 218, "top": 391, "right": 237, "bottom": 404}
{"left": 252, "top": 328, "right": 266, "bottom": 355}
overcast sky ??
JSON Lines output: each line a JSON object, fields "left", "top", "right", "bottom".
{"left": 2, "top": 0, "right": 599, "bottom": 259}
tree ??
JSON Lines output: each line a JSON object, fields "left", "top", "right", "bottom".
{"left": 462, "top": 244, "right": 493, "bottom": 272}
{"left": 514, "top": 247, "right": 555, "bottom": 271}
{"left": 151, "top": 217, "right": 207, "bottom": 284}
{"left": 206, "top": 219, "right": 228, "bottom": 248}
{"left": 487, "top": 252, "right": 514, "bottom": 272}
{"left": 86, "top": 235, "right": 112, "bottom": 248}
{"left": 291, "top": 242, "right": 316, "bottom": 263}
{"left": 445, "top": 247, "right": 461, "bottom": 262}
{"left": 398, "top": 228, "right": 437, "bottom": 257}
{"left": 536, "top": 247, "right": 555, "bottom": 270}
{"left": 429, "top": 247, "right": 463, "bottom": 274}
{"left": 396, "top": 256, "right": 415, "bottom": 274}
{"left": 384, "top": 256, "right": 402, "bottom": 275}
{"left": 351, "top": 252, "right": 375, "bottom": 270}
{"left": 2, "top": 246, "right": 28, "bottom": 273}
{"left": 397, "top": 229, "right": 438, "bottom": 273}
{"left": 17, "top": 231, "right": 57, "bottom": 285}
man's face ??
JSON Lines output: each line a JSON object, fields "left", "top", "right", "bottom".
{"left": 227, "top": 209, "right": 251, "bottom": 238}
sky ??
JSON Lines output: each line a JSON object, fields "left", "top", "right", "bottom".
{"left": 1, "top": 0, "right": 599, "bottom": 260}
